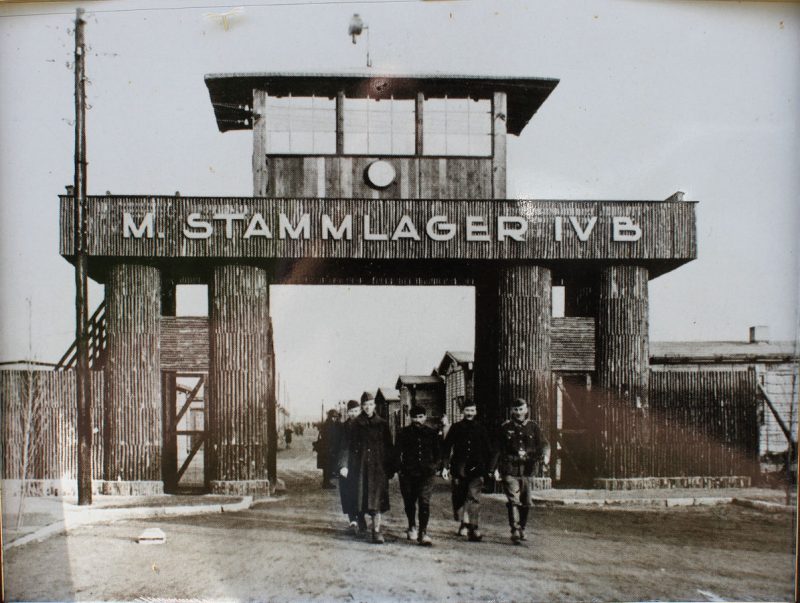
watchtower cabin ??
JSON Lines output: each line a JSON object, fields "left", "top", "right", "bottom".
{"left": 10, "top": 69, "right": 766, "bottom": 497}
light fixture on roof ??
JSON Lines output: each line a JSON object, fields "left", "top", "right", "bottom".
{"left": 348, "top": 13, "right": 372, "bottom": 68}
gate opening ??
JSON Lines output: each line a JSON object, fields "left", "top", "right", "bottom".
{"left": 270, "top": 284, "right": 475, "bottom": 433}
{"left": 163, "top": 372, "right": 208, "bottom": 493}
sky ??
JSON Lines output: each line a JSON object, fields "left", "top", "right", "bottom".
{"left": 0, "top": 0, "right": 798, "bottom": 420}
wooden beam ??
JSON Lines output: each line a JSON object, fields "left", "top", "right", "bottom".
{"left": 491, "top": 91, "right": 507, "bottom": 199}
{"left": 252, "top": 88, "right": 268, "bottom": 196}
{"left": 336, "top": 90, "right": 345, "bottom": 154}
{"left": 415, "top": 91, "right": 424, "bottom": 156}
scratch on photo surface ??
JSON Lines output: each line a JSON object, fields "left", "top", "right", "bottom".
{"left": 202, "top": 6, "right": 244, "bottom": 31}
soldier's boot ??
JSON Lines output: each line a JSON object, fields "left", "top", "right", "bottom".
{"left": 518, "top": 506, "right": 529, "bottom": 541}
{"left": 417, "top": 506, "right": 431, "bottom": 545}
{"left": 457, "top": 510, "right": 470, "bottom": 536}
{"left": 357, "top": 513, "right": 369, "bottom": 535}
{"left": 467, "top": 525, "right": 483, "bottom": 542}
{"left": 371, "top": 513, "right": 385, "bottom": 544}
{"left": 507, "top": 504, "right": 522, "bottom": 544}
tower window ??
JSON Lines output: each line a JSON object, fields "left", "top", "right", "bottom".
{"left": 265, "top": 95, "right": 336, "bottom": 154}
{"left": 343, "top": 97, "right": 415, "bottom": 155}
{"left": 423, "top": 98, "right": 491, "bottom": 156}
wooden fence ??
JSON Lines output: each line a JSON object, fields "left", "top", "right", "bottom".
{"left": 648, "top": 368, "right": 760, "bottom": 476}
{"left": 1, "top": 367, "right": 762, "bottom": 483}
{"left": 1, "top": 370, "right": 104, "bottom": 480}
{"left": 594, "top": 368, "right": 760, "bottom": 478}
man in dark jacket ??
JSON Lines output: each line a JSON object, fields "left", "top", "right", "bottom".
{"left": 316, "top": 409, "right": 341, "bottom": 489}
{"left": 441, "top": 399, "right": 492, "bottom": 542}
{"left": 338, "top": 400, "right": 362, "bottom": 531}
{"left": 395, "top": 405, "right": 441, "bottom": 546}
{"left": 492, "top": 397, "right": 550, "bottom": 544}
{"left": 338, "top": 396, "right": 394, "bottom": 544}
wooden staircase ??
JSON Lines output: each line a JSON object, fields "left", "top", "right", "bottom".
{"left": 54, "top": 301, "right": 107, "bottom": 370}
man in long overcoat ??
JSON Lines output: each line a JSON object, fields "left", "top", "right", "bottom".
{"left": 338, "top": 396, "right": 394, "bottom": 544}
{"left": 338, "top": 400, "right": 362, "bottom": 529}
{"left": 316, "top": 409, "right": 341, "bottom": 489}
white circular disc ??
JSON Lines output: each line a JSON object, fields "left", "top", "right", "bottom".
{"left": 365, "top": 160, "right": 396, "bottom": 188}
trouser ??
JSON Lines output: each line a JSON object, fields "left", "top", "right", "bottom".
{"left": 451, "top": 475, "right": 483, "bottom": 527}
{"left": 357, "top": 511, "right": 381, "bottom": 531}
{"left": 502, "top": 475, "right": 533, "bottom": 530}
{"left": 399, "top": 473, "right": 434, "bottom": 533}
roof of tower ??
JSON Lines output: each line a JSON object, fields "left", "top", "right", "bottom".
{"left": 205, "top": 72, "right": 559, "bottom": 135}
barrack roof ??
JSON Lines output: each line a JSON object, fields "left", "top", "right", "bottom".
{"left": 650, "top": 340, "right": 797, "bottom": 364}
{"left": 205, "top": 72, "right": 559, "bottom": 134}
{"left": 437, "top": 351, "right": 474, "bottom": 375}
{"left": 395, "top": 375, "right": 443, "bottom": 389}
{"left": 376, "top": 387, "right": 400, "bottom": 402}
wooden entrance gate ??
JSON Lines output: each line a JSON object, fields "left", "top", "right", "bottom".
{"left": 554, "top": 374, "right": 596, "bottom": 487}
{"left": 163, "top": 372, "right": 208, "bottom": 492}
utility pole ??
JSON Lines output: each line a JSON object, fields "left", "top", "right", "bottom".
{"left": 74, "top": 8, "right": 92, "bottom": 506}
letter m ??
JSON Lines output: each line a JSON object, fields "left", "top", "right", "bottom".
{"left": 123, "top": 212, "right": 154, "bottom": 239}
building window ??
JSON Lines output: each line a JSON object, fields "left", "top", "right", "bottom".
{"left": 343, "top": 97, "right": 415, "bottom": 155}
{"left": 265, "top": 95, "right": 336, "bottom": 154}
{"left": 423, "top": 97, "right": 491, "bottom": 156}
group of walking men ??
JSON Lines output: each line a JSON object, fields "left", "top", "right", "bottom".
{"left": 316, "top": 396, "right": 549, "bottom": 546}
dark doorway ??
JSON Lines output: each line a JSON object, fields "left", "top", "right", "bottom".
{"left": 554, "top": 374, "right": 596, "bottom": 488}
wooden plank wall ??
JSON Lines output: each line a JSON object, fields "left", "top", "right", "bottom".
{"left": 1, "top": 370, "right": 104, "bottom": 480}
{"left": 258, "top": 156, "right": 492, "bottom": 199}
{"left": 103, "top": 264, "right": 162, "bottom": 482}
{"left": 60, "top": 196, "right": 697, "bottom": 262}
{"left": 208, "top": 265, "right": 271, "bottom": 482}
{"left": 497, "top": 265, "right": 552, "bottom": 428}
{"left": 596, "top": 266, "right": 649, "bottom": 403}
{"left": 593, "top": 369, "right": 760, "bottom": 478}
{"left": 647, "top": 369, "right": 760, "bottom": 477}
{"left": 160, "top": 317, "right": 210, "bottom": 372}
{"left": 551, "top": 317, "right": 595, "bottom": 372}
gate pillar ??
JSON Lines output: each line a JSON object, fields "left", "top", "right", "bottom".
{"left": 208, "top": 264, "right": 271, "bottom": 496}
{"left": 103, "top": 263, "right": 164, "bottom": 493}
{"left": 497, "top": 264, "right": 552, "bottom": 428}
{"left": 595, "top": 264, "right": 650, "bottom": 478}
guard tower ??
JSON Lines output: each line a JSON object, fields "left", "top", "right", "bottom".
{"left": 60, "top": 72, "right": 696, "bottom": 494}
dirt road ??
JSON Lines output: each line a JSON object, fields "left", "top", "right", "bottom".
{"left": 4, "top": 434, "right": 796, "bottom": 601}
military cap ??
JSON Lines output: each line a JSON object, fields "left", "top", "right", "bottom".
{"left": 409, "top": 404, "right": 427, "bottom": 417}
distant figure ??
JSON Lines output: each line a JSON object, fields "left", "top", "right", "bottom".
{"left": 441, "top": 400, "right": 492, "bottom": 542}
{"left": 338, "top": 400, "right": 362, "bottom": 529}
{"left": 284, "top": 426, "right": 293, "bottom": 449}
{"left": 338, "top": 396, "right": 394, "bottom": 544}
{"left": 316, "top": 409, "right": 341, "bottom": 489}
